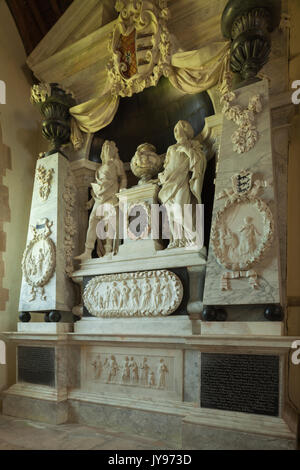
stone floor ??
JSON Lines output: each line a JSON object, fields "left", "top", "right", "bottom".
{"left": 0, "top": 414, "right": 179, "bottom": 450}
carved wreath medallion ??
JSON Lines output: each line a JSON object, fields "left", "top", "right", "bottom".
{"left": 211, "top": 171, "right": 274, "bottom": 290}
{"left": 21, "top": 218, "right": 56, "bottom": 301}
{"left": 83, "top": 270, "right": 183, "bottom": 318}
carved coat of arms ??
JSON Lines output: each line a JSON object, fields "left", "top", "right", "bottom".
{"left": 107, "top": 0, "right": 172, "bottom": 97}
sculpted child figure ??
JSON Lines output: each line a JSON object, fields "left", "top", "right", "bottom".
{"left": 158, "top": 120, "right": 207, "bottom": 249}
{"left": 76, "top": 140, "right": 127, "bottom": 261}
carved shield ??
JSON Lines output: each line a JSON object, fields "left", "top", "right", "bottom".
{"left": 231, "top": 170, "right": 253, "bottom": 195}
{"left": 118, "top": 30, "right": 137, "bottom": 79}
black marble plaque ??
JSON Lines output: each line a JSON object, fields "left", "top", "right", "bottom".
{"left": 201, "top": 353, "right": 279, "bottom": 416}
{"left": 18, "top": 346, "right": 55, "bottom": 387}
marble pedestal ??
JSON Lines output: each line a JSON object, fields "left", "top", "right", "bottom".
{"left": 117, "top": 182, "right": 163, "bottom": 258}
{"left": 1, "top": 323, "right": 298, "bottom": 449}
{"left": 204, "top": 80, "right": 281, "bottom": 307}
{"left": 19, "top": 152, "right": 78, "bottom": 319}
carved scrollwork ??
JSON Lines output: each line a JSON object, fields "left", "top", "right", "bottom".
{"left": 83, "top": 270, "right": 183, "bottom": 318}
{"left": 21, "top": 218, "right": 56, "bottom": 301}
{"left": 211, "top": 171, "right": 274, "bottom": 290}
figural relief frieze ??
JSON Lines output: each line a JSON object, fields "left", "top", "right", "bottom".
{"left": 21, "top": 218, "right": 56, "bottom": 301}
{"left": 36, "top": 165, "right": 54, "bottom": 201}
{"left": 63, "top": 169, "right": 77, "bottom": 276}
{"left": 89, "top": 352, "right": 170, "bottom": 390}
{"left": 83, "top": 270, "right": 183, "bottom": 318}
{"left": 211, "top": 170, "right": 274, "bottom": 290}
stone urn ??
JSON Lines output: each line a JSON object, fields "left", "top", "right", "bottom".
{"left": 31, "top": 83, "right": 76, "bottom": 157}
{"left": 221, "top": 0, "right": 281, "bottom": 86}
{"left": 130, "top": 143, "right": 164, "bottom": 184}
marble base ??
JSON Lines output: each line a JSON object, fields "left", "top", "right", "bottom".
{"left": 17, "top": 322, "right": 73, "bottom": 334}
{"left": 2, "top": 394, "right": 68, "bottom": 425}
{"left": 2, "top": 327, "right": 298, "bottom": 450}
{"left": 75, "top": 316, "right": 193, "bottom": 336}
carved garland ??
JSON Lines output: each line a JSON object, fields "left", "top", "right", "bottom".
{"left": 36, "top": 165, "right": 54, "bottom": 201}
{"left": 63, "top": 169, "right": 77, "bottom": 276}
{"left": 107, "top": 0, "right": 173, "bottom": 97}
{"left": 210, "top": 171, "right": 274, "bottom": 290}
{"left": 21, "top": 219, "right": 56, "bottom": 301}
{"left": 220, "top": 69, "right": 263, "bottom": 154}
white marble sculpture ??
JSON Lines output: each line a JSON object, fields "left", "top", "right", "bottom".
{"left": 75, "top": 140, "right": 127, "bottom": 260}
{"left": 83, "top": 270, "right": 183, "bottom": 318}
{"left": 21, "top": 218, "right": 56, "bottom": 302}
{"left": 211, "top": 170, "right": 274, "bottom": 290}
{"left": 88, "top": 351, "right": 171, "bottom": 392}
{"left": 158, "top": 120, "right": 207, "bottom": 248}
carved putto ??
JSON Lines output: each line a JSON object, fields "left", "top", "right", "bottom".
{"left": 83, "top": 270, "right": 183, "bottom": 318}
{"left": 21, "top": 218, "right": 56, "bottom": 301}
{"left": 158, "top": 120, "right": 207, "bottom": 249}
{"left": 211, "top": 170, "right": 274, "bottom": 290}
{"left": 107, "top": 0, "right": 173, "bottom": 97}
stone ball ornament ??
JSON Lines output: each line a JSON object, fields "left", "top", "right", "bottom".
{"left": 130, "top": 143, "right": 164, "bottom": 184}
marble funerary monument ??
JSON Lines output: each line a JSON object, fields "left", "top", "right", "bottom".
{"left": 1, "top": 0, "right": 299, "bottom": 450}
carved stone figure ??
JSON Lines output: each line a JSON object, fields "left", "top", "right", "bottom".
{"left": 157, "top": 358, "right": 169, "bottom": 389}
{"left": 158, "top": 120, "right": 207, "bottom": 248}
{"left": 148, "top": 371, "right": 156, "bottom": 388}
{"left": 91, "top": 354, "right": 102, "bottom": 380}
{"left": 129, "top": 357, "right": 139, "bottom": 384}
{"left": 75, "top": 140, "right": 127, "bottom": 261}
{"left": 140, "top": 358, "right": 150, "bottom": 386}
{"left": 239, "top": 217, "right": 261, "bottom": 257}
{"left": 121, "top": 356, "right": 130, "bottom": 384}
{"left": 105, "top": 355, "right": 119, "bottom": 383}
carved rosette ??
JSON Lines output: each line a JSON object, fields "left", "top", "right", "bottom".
{"left": 21, "top": 219, "right": 56, "bottom": 301}
{"left": 83, "top": 270, "right": 183, "bottom": 318}
{"left": 36, "top": 165, "right": 54, "bottom": 201}
{"left": 211, "top": 171, "right": 274, "bottom": 290}
{"left": 63, "top": 169, "right": 77, "bottom": 276}
{"left": 107, "top": 0, "right": 173, "bottom": 97}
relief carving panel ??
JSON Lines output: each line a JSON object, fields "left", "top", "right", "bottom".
{"left": 83, "top": 270, "right": 183, "bottom": 318}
